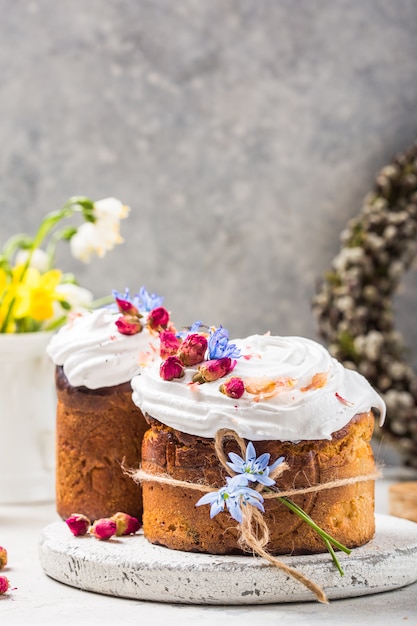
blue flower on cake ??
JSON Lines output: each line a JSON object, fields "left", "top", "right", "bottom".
{"left": 111, "top": 286, "right": 164, "bottom": 314}
{"left": 112, "top": 286, "right": 171, "bottom": 337}
{"left": 196, "top": 441, "right": 285, "bottom": 522}
{"left": 174, "top": 320, "right": 204, "bottom": 341}
{"left": 227, "top": 441, "right": 285, "bottom": 486}
{"left": 196, "top": 474, "right": 264, "bottom": 523}
{"left": 137, "top": 286, "right": 164, "bottom": 312}
{"left": 208, "top": 325, "right": 241, "bottom": 359}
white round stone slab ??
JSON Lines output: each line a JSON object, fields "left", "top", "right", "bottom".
{"left": 39, "top": 514, "right": 417, "bottom": 604}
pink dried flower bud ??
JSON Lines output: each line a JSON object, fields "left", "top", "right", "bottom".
{"left": 90, "top": 518, "right": 117, "bottom": 540}
{"left": 219, "top": 376, "right": 245, "bottom": 399}
{"left": 159, "top": 330, "right": 181, "bottom": 359}
{"left": 160, "top": 356, "right": 185, "bottom": 381}
{"left": 115, "top": 315, "right": 143, "bottom": 335}
{"left": 193, "top": 357, "right": 236, "bottom": 384}
{"left": 148, "top": 306, "right": 170, "bottom": 331}
{"left": 0, "top": 547, "right": 7, "bottom": 570}
{"left": 177, "top": 333, "right": 208, "bottom": 366}
{"left": 115, "top": 297, "right": 141, "bottom": 317}
{"left": 0, "top": 576, "right": 9, "bottom": 595}
{"left": 65, "top": 513, "right": 91, "bottom": 536}
{"left": 111, "top": 512, "right": 141, "bottom": 536}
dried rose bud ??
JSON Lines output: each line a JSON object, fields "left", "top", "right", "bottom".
{"left": 0, "top": 547, "right": 7, "bottom": 570}
{"left": 160, "top": 330, "right": 181, "bottom": 359}
{"left": 193, "top": 357, "right": 236, "bottom": 384}
{"left": 0, "top": 576, "right": 9, "bottom": 595}
{"left": 114, "top": 296, "right": 141, "bottom": 317}
{"left": 219, "top": 376, "right": 245, "bottom": 399}
{"left": 115, "top": 314, "right": 143, "bottom": 335}
{"left": 160, "top": 356, "right": 185, "bottom": 381}
{"left": 148, "top": 306, "right": 170, "bottom": 331}
{"left": 65, "top": 513, "right": 91, "bottom": 536}
{"left": 111, "top": 512, "right": 141, "bottom": 536}
{"left": 90, "top": 518, "right": 117, "bottom": 540}
{"left": 177, "top": 333, "right": 208, "bottom": 366}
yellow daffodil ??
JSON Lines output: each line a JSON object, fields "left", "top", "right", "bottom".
{"left": 13, "top": 266, "right": 64, "bottom": 322}
{"left": 0, "top": 267, "right": 7, "bottom": 292}
{"left": 0, "top": 268, "right": 16, "bottom": 332}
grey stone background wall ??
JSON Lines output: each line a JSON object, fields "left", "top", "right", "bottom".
{"left": 2, "top": 0, "right": 417, "bottom": 364}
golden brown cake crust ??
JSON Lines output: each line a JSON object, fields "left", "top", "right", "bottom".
{"left": 55, "top": 366, "right": 148, "bottom": 521}
{"left": 141, "top": 411, "right": 377, "bottom": 555}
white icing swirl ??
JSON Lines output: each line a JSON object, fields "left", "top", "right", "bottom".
{"left": 131, "top": 334, "right": 386, "bottom": 442}
{"left": 47, "top": 307, "right": 159, "bottom": 389}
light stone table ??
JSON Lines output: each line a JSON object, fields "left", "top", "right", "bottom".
{"left": 1, "top": 467, "right": 417, "bottom": 626}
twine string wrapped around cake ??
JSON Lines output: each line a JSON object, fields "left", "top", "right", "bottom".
{"left": 133, "top": 465, "right": 381, "bottom": 499}
{"left": 131, "top": 428, "right": 381, "bottom": 604}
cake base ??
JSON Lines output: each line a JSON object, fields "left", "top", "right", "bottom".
{"left": 39, "top": 515, "right": 417, "bottom": 604}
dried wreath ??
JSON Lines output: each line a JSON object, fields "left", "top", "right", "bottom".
{"left": 313, "top": 140, "right": 417, "bottom": 468}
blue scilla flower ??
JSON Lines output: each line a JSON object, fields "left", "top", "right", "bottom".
{"left": 111, "top": 287, "right": 132, "bottom": 310}
{"left": 208, "top": 326, "right": 241, "bottom": 360}
{"left": 136, "top": 286, "right": 164, "bottom": 311}
{"left": 196, "top": 474, "right": 264, "bottom": 523}
{"left": 111, "top": 286, "right": 163, "bottom": 312}
{"left": 176, "top": 320, "right": 204, "bottom": 340}
{"left": 227, "top": 442, "right": 285, "bottom": 487}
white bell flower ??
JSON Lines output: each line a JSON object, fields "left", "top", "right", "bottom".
{"left": 70, "top": 218, "right": 123, "bottom": 262}
{"left": 93, "top": 197, "right": 130, "bottom": 222}
{"left": 69, "top": 197, "right": 129, "bottom": 263}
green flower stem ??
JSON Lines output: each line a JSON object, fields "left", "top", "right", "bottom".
{"left": 90, "top": 295, "right": 114, "bottom": 308}
{"left": 30, "top": 196, "right": 93, "bottom": 254}
{"left": 279, "top": 497, "right": 351, "bottom": 554}
{"left": 0, "top": 296, "right": 16, "bottom": 332}
{"left": 322, "top": 537, "right": 344, "bottom": 577}
{"left": 45, "top": 226, "right": 78, "bottom": 270}
{"left": 1, "top": 234, "right": 32, "bottom": 263}
{"left": 43, "top": 315, "right": 68, "bottom": 331}
{"left": 277, "top": 496, "right": 351, "bottom": 576}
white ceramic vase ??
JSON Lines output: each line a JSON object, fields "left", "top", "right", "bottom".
{"left": 0, "top": 331, "right": 56, "bottom": 503}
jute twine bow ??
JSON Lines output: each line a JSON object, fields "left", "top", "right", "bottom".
{"left": 133, "top": 428, "right": 382, "bottom": 604}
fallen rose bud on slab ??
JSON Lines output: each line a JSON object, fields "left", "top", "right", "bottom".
{"left": 90, "top": 518, "right": 117, "bottom": 540}
{"left": 65, "top": 513, "right": 91, "bottom": 536}
{"left": 111, "top": 512, "right": 141, "bottom": 536}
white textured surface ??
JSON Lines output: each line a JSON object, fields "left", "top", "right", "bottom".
{"left": 39, "top": 514, "right": 417, "bottom": 605}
